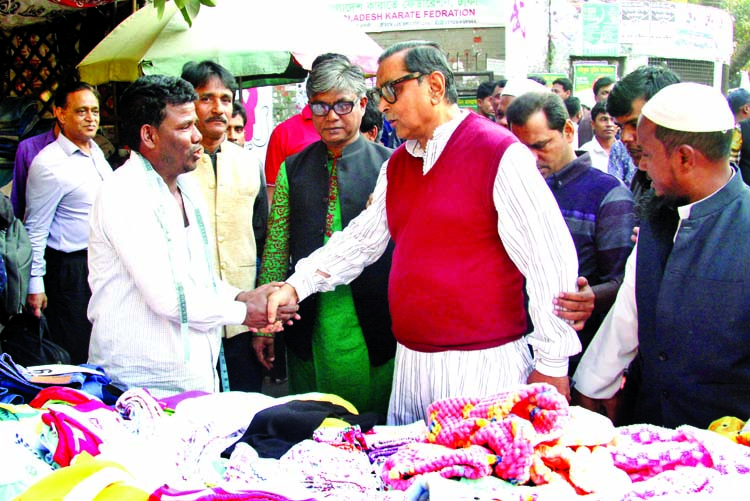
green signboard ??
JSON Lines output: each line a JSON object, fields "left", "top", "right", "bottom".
{"left": 572, "top": 63, "right": 618, "bottom": 104}
{"left": 458, "top": 95, "right": 478, "bottom": 111}
{"left": 581, "top": 2, "right": 620, "bottom": 57}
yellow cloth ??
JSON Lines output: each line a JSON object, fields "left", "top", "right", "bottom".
{"left": 15, "top": 452, "right": 148, "bottom": 501}
{"left": 192, "top": 140, "right": 261, "bottom": 338}
{"left": 731, "top": 125, "right": 742, "bottom": 165}
{"left": 709, "top": 415, "right": 750, "bottom": 445}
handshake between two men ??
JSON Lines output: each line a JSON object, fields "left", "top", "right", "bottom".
{"left": 242, "top": 278, "right": 597, "bottom": 391}
{"left": 242, "top": 283, "right": 301, "bottom": 371}
{"left": 236, "top": 282, "right": 300, "bottom": 332}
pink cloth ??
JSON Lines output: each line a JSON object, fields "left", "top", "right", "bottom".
{"left": 612, "top": 424, "right": 750, "bottom": 483}
{"left": 382, "top": 442, "right": 496, "bottom": 490}
{"left": 42, "top": 405, "right": 104, "bottom": 466}
{"left": 613, "top": 425, "right": 715, "bottom": 482}
{"left": 40, "top": 400, "right": 127, "bottom": 467}
{"left": 150, "top": 485, "right": 316, "bottom": 500}
{"left": 427, "top": 383, "right": 569, "bottom": 446}
{"left": 420, "top": 384, "right": 569, "bottom": 486}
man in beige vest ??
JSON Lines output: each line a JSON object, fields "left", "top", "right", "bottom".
{"left": 182, "top": 61, "right": 264, "bottom": 392}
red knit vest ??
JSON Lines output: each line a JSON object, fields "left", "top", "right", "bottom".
{"left": 386, "top": 112, "right": 527, "bottom": 352}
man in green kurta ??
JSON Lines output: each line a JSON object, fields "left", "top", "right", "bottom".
{"left": 254, "top": 57, "right": 395, "bottom": 417}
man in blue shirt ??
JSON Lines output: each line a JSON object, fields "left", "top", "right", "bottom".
{"left": 24, "top": 82, "right": 112, "bottom": 364}
{"left": 507, "top": 91, "right": 635, "bottom": 375}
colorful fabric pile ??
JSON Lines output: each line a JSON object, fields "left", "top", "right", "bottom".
{"left": 4, "top": 359, "right": 750, "bottom": 501}
{"left": 380, "top": 383, "right": 750, "bottom": 499}
{"left": 384, "top": 383, "right": 573, "bottom": 488}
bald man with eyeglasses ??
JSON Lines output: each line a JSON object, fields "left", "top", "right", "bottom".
{"left": 267, "top": 41, "right": 594, "bottom": 425}
{"left": 254, "top": 55, "right": 395, "bottom": 417}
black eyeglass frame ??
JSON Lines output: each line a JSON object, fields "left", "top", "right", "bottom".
{"left": 375, "top": 72, "right": 423, "bottom": 104}
{"left": 309, "top": 100, "right": 357, "bottom": 117}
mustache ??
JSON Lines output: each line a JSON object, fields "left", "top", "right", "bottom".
{"left": 207, "top": 115, "right": 227, "bottom": 124}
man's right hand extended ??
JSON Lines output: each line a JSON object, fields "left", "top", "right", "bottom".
{"left": 266, "top": 283, "right": 299, "bottom": 324}
{"left": 26, "top": 293, "right": 47, "bottom": 318}
{"left": 237, "top": 282, "right": 299, "bottom": 330}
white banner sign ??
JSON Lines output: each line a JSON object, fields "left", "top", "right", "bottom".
{"left": 325, "top": 0, "right": 507, "bottom": 32}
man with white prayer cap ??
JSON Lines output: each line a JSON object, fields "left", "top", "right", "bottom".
{"left": 572, "top": 82, "right": 750, "bottom": 429}
{"left": 495, "top": 78, "right": 549, "bottom": 128}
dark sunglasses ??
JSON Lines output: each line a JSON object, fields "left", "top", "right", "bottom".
{"left": 309, "top": 100, "right": 356, "bottom": 117}
{"left": 374, "top": 72, "right": 423, "bottom": 104}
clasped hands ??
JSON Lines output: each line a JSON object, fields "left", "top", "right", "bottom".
{"left": 236, "top": 282, "right": 300, "bottom": 332}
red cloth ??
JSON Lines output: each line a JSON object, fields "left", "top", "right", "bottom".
{"left": 264, "top": 105, "right": 319, "bottom": 185}
{"left": 385, "top": 113, "right": 526, "bottom": 352}
{"left": 29, "top": 386, "right": 95, "bottom": 408}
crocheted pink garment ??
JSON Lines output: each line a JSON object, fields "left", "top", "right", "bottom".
{"left": 381, "top": 442, "right": 495, "bottom": 490}
{"left": 423, "top": 383, "right": 569, "bottom": 485}
{"left": 613, "top": 424, "right": 750, "bottom": 481}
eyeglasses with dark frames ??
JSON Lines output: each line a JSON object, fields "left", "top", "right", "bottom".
{"left": 309, "top": 100, "right": 357, "bottom": 117}
{"left": 375, "top": 72, "right": 423, "bottom": 104}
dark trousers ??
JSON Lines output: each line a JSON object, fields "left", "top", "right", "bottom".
{"left": 43, "top": 247, "right": 92, "bottom": 365}
{"left": 218, "top": 332, "right": 263, "bottom": 392}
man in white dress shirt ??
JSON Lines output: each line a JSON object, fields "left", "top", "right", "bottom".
{"left": 24, "top": 82, "right": 112, "bottom": 364}
{"left": 579, "top": 101, "right": 617, "bottom": 173}
{"left": 266, "top": 41, "right": 585, "bottom": 425}
{"left": 87, "top": 75, "right": 296, "bottom": 396}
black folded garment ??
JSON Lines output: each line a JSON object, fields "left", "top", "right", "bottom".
{"left": 223, "top": 399, "right": 382, "bottom": 459}
{"left": 0, "top": 97, "right": 39, "bottom": 132}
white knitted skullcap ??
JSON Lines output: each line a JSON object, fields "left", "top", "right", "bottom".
{"left": 501, "top": 78, "right": 550, "bottom": 98}
{"left": 641, "top": 82, "right": 735, "bottom": 132}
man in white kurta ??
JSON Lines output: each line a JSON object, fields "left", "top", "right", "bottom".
{"left": 87, "top": 75, "right": 294, "bottom": 397}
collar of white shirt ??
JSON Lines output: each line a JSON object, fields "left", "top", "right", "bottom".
{"left": 404, "top": 109, "right": 469, "bottom": 175}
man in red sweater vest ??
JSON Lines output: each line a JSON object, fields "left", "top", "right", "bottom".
{"left": 268, "top": 41, "right": 592, "bottom": 425}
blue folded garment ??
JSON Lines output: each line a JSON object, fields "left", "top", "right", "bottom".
{"left": 0, "top": 353, "right": 43, "bottom": 404}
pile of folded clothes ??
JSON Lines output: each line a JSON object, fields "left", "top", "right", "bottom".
{"left": 4, "top": 352, "right": 750, "bottom": 501}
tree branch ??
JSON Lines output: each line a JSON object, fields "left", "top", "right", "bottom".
{"left": 730, "top": 39, "right": 750, "bottom": 76}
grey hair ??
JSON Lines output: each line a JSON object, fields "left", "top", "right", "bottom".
{"left": 378, "top": 40, "right": 458, "bottom": 104}
{"left": 306, "top": 57, "right": 367, "bottom": 100}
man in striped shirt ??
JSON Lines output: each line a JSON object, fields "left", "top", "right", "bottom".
{"left": 267, "top": 41, "right": 589, "bottom": 425}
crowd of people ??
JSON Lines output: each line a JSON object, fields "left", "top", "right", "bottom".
{"left": 7, "top": 38, "right": 750, "bottom": 432}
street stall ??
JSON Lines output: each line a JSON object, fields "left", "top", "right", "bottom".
{"left": 3, "top": 2, "right": 750, "bottom": 500}
{"left": 2, "top": 355, "right": 750, "bottom": 500}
